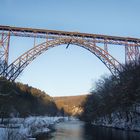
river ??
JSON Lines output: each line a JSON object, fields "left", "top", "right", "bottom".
{"left": 38, "top": 120, "right": 140, "bottom": 140}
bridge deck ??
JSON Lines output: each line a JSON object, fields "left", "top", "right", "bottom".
{"left": 0, "top": 25, "right": 140, "bottom": 43}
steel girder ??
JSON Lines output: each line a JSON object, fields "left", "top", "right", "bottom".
{"left": 1, "top": 37, "right": 123, "bottom": 81}
{"left": 125, "top": 45, "right": 140, "bottom": 63}
{"left": 0, "top": 25, "right": 140, "bottom": 70}
{"left": 0, "top": 32, "right": 10, "bottom": 73}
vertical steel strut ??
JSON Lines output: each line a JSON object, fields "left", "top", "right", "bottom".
{"left": 0, "top": 32, "right": 10, "bottom": 74}
{"left": 125, "top": 44, "right": 140, "bottom": 63}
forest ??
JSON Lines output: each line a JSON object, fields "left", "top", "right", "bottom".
{"left": 80, "top": 59, "right": 140, "bottom": 129}
{"left": 0, "top": 77, "right": 58, "bottom": 118}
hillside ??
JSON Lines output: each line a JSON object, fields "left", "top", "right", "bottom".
{"left": 53, "top": 95, "right": 88, "bottom": 116}
{"left": 0, "top": 77, "right": 58, "bottom": 118}
{"left": 80, "top": 60, "right": 140, "bottom": 131}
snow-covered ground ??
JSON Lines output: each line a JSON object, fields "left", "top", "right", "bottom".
{"left": 92, "top": 112, "right": 140, "bottom": 131}
{"left": 0, "top": 116, "right": 73, "bottom": 140}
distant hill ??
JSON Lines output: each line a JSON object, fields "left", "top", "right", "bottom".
{"left": 53, "top": 95, "right": 88, "bottom": 116}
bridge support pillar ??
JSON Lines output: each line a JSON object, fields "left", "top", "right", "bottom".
{"left": 125, "top": 45, "right": 140, "bottom": 64}
{"left": 0, "top": 32, "right": 10, "bottom": 74}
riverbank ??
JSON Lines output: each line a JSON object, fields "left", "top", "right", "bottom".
{"left": 43, "top": 120, "right": 140, "bottom": 140}
{"left": 0, "top": 116, "right": 71, "bottom": 140}
{"left": 92, "top": 113, "right": 140, "bottom": 132}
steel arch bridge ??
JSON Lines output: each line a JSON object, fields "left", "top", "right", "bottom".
{"left": 0, "top": 25, "right": 140, "bottom": 81}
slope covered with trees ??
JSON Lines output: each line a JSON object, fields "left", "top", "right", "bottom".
{"left": 53, "top": 95, "right": 87, "bottom": 116}
{"left": 0, "top": 78, "right": 58, "bottom": 118}
{"left": 80, "top": 60, "right": 140, "bottom": 130}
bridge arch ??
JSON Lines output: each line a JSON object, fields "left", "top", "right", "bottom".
{"left": 1, "top": 37, "right": 122, "bottom": 81}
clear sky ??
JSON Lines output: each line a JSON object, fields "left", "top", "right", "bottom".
{"left": 0, "top": 0, "right": 140, "bottom": 96}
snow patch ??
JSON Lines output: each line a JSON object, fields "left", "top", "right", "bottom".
{"left": 92, "top": 112, "right": 140, "bottom": 131}
{"left": 0, "top": 116, "right": 67, "bottom": 140}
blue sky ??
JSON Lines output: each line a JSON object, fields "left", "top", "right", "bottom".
{"left": 1, "top": 0, "right": 140, "bottom": 96}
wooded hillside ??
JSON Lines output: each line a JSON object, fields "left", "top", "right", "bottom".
{"left": 0, "top": 77, "right": 58, "bottom": 117}
{"left": 80, "top": 60, "right": 140, "bottom": 125}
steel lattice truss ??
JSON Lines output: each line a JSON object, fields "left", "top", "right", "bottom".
{"left": 0, "top": 25, "right": 140, "bottom": 81}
